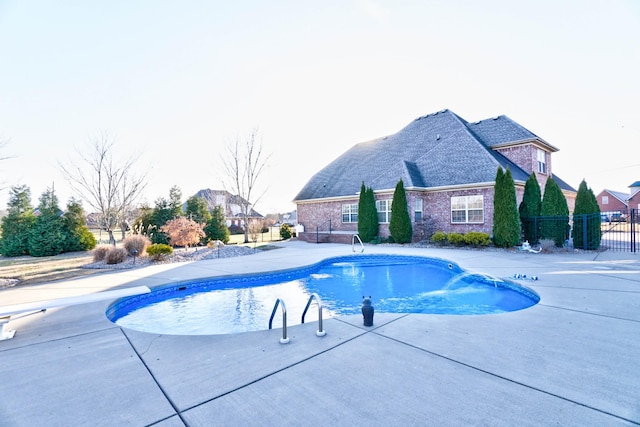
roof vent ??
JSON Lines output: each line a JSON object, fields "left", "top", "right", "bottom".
{"left": 492, "top": 116, "right": 499, "bottom": 120}
{"left": 436, "top": 134, "right": 440, "bottom": 140}
{"left": 474, "top": 121, "right": 481, "bottom": 124}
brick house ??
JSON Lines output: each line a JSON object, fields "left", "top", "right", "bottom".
{"left": 596, "top": 181, "right": 640, "bottom": 218}
{"left": 293, "top": 109, "right": 576, "bottom": 243}
{"left": 629, "top": 182, "right": 640, "bottom": 213}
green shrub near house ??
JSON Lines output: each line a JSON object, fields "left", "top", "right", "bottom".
{"left": 447, "top": 233, "right": 465, "bottom": 246}
{"left": 358, "top": 182, "right": 378, "bottom": 242}
{"left": 464, "top": 232, "right": 491, "bottom": 246}
{"left": 492, "top": 167, "right": 520, "bottom": 248}
{"left": 571, "top": 179, "right": 601, "bottom": 250}
{"left": 431, "top": 231, "right": 447, "bottom": 243}
{"left": 540, "top": 177, "right": 570, "bottom": 247}
{"left": 389, "top": 179, "right": 412, "bottom": 244}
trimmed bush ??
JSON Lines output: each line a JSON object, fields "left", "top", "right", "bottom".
{"left": 464, "top": 232, "right": 491, "bottom": 246}
{"left": 105, "top": 247, "right": 127, "bottom": 264}
{"left": 92, "top": 245, "right": 111, "bottom": 262}
{"left": 280, "top": 223, "right": 292, "bottom": 240}
{"left": 146, "top": 243, "right": 174, "bottom": 261}
{"left": 358, "top": 182, "right": 379, "bottom": 242}
{"left": 389, "top": 179, "right": 412, "bottom": 244}
{"left": 447, "top": 233, "right": 465, "bottom": 246}
{"left": 431, "top": 231, "right": 447, "bottom": 243}
{"left": 123, "top": 235, "right": 151, "bottom": 256}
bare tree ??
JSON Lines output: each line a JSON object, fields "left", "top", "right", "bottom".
{"left": 59, "top": 133, "right": 147, "bottom": 245}
{"left": 220, "top": 128, "right": 270, "bottom": 243}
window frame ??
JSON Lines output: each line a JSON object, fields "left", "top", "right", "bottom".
{"left": 375, "top": 199, "right": 391, "bottom": 223}
{"left": 451, "top": 195, "right": 484, "bottom": 224}
{"left": 341, "top": 203, "right": 358, "bottom": 223}
{"left": 414, "top": 198, "right": 423, "bottom": 222}
{"left": 537, "top": 148, "right": 547, "bottom": 174}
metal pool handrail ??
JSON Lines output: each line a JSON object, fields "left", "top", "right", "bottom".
{"left": 352, "top": 234, "right": 364, "bottom": 253}
{"left": 301, "top": 293, "right": 327, "bottom": 337}
{"left": 269, "top": 298, "right": 290, "bottom": 344}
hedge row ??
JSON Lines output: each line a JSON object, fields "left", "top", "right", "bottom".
{"left": 431, "top": 231, "right": 491, "bottom": 246}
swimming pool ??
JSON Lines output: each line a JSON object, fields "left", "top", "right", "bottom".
{"left": 107, "top": 254, "right": 539, "bottom": 335}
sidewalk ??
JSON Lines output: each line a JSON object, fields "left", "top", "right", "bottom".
{"left": 1, "top": 242, "right": 639, "bottom": 426}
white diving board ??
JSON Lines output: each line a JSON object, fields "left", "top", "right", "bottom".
{"left": 0, "top": 285, "right": 151, "bottom": 340}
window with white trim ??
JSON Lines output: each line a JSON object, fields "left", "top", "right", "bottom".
{"left": 376, "top": 200, "right": 391, "bottom": 223}
{"left": 342, "top": 204, "right": 358, "bottom": 223}
{"left": 451, "top": 195, "right": 484, "bottom": 224}
{"left": 602, "top": 196, "right": 609, "bottom": 205}
{"left": 414, "top": 199, "right": 423, "bottom": 222}
{"left": 537, "top": 149, "right": 547, "bottom": 174}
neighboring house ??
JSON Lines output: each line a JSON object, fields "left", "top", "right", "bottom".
{"left": 628, "top": 181, "right": 640, "bottom": 213}
{"left": 293, "top": 109, "right": 576, "bottom": 243}
{"left": 191, "top": 189, "right": 264, "bottom": 228}
{"left": 596, "top": 189, "right": 629, "bottom": 214}
{"left": 597, "top": 181, "right": 640, "bottom": 216}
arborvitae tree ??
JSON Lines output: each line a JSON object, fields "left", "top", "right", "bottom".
{"left": 519, "top": 173, "right": 542, "bottom": 243}
{"left": 571, "top": 179, "right": 601, "bottom": 250}
{"left": 62, "top": 199, "right": 97, "bottom": 252}
{"left": 540, "top": 177, "right": 570, "bottom": 247}
{"left": 492, "top": 167, "right": 520, "bottom": 247}
{"left": 357, "top": 182, "right": 378, "bottom": 242}
{"left": 0, "top": 185, "right": 36, "bottom": 256}
{"left": 204, "top": 205, "right": 230, "bottom": 243}
{"left": 185, "top": 195, "right": 211, "bottom": 224}
{"left": 168, "top": 185, "right": 183, "bottom": 218}
{"left": 389, "top": 179, "right": 412, "bottom": 243}
{"left": 28, "top": 187, "right": 67, "bottom": 257}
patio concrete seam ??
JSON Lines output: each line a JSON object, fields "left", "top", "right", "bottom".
{"left": 177, "top": 327, "right": 370, "bottom": 414}
{"left": 537, "top": 303, "right": 640, "bottom": 323}
{"left": 120, "top": 328, "right": 185, "bottom": 426}
{"left": 376, "top": 333, "right": 640, "bottom": 425}
{"left": 0, "top": 324, "right": 120, "bottom": 353}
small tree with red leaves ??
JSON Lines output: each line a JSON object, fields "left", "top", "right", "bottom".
{"left": 160, "top": 217, "right": 205, "bottom": 249}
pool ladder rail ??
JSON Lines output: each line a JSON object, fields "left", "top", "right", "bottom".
{"left": 352, "top": 234, "right": 364, "bottom": 253}
{"left": 269, "top": 293, "right": 326, "bottom": 344}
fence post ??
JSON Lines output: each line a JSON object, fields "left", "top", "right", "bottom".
{"left": 632, "top": 209, "right": 637, "bottom": 253}
{"left": 581, "top": 214, "right": 588, "bottom": 250}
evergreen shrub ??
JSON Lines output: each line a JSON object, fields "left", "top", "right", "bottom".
{"left": 431, "top": 231, "right": 447, "bottom": 243}
{"left": 447, "top": 233, "right": 465, "bottom": 246}
{"left": 464, "top": 232, "right": 491, "bottom": 246}
{"left": 146, "top": 243, "right": 174, "bottom": 261}
{"left": 279, "top": 223, "right": 292, "bottom": 240}
{"left": 389, "top": 179, "right": 412, "bottom": 244}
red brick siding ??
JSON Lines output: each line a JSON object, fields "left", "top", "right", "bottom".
{"left": 494, "top": 144, "right": 551, "bottom": 189}
{"left": 596, "top": 190, "right": 628, "bottom": 213}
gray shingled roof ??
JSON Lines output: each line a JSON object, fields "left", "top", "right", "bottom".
{"left": 294, "top": 109, "right": 575, "bottom": 202}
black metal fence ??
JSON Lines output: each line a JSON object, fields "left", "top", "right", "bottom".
{"left": 521, "top": 209, "right": 638, "bottom": 253}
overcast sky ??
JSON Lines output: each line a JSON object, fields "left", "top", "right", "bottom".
{"left": 1, "top": 1, "right": 638, "bottom": 214}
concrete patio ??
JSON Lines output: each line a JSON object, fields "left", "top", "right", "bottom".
{"left": 1, "top": 241, "right": 639, "bottom": 426}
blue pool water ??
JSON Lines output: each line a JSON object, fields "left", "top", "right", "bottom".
{"left": 107, "top": 255, "right": 539, "bottom": 335}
